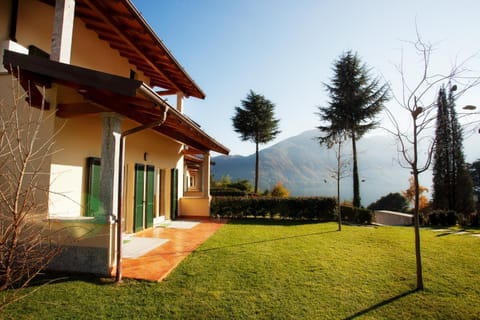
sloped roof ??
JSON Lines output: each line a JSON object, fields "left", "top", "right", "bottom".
{"left": 40, "top": 0, "right": 205, "bottom": 99}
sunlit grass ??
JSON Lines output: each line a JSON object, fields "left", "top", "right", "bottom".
{"left": 2, "top": 221, "right": 480, "bottom": 319}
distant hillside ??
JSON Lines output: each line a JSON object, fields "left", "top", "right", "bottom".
{"left": 212, "top": 130, "right": 422, "bottom": 206}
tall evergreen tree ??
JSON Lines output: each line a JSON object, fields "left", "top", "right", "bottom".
{"left": 318, "top": 51, "right": 389, "bottom": 207}
{"left": 232, "top": 90, "right": 280, "bottom": 193}
{"left": 432, "top": 85, "right": 474, "bottom": 214}
{"left": 432, "top": 87, "right": 451, "bottom": 209}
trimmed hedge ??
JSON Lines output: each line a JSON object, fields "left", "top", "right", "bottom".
{"left": 211, "top": 196, "right": 339, "bottom": 221}
{"left": 210, "top": 187, "right": 247, "bottom": 197}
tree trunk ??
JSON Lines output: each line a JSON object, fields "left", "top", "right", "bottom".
{"left": 337, "top": 140, "right": 342, "bottom": 231}
{"left": 413, "top": 112, "right": 424, "bottom": 291}
{"left": 351, "top": 130, "right": 361, "bottom": 207}
{"left": 254, "top": 141, "right": 259, "bottom": 194}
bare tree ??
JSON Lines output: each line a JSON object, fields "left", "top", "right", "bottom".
{"left": 327, "top": 138, "right": 351, "bottom": 231}
{"left": 0, "top": 70, "right": 63, "bottom": 308}
{"left": 384, "top": 34, "right": 480, "bottom": 290}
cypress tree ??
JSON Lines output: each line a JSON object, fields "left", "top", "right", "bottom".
{"left": 432, "top": 85, "right": 474, "bottom": 214}
{"left": 432, "top": 87, "right": 451, "bottom": 209}
{"left": 448, "top": 88, "right": 474, "bottom": 214}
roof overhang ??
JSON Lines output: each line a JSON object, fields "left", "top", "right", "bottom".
{"left": 39, "top": 0, "right": 205, "bottom": 99}
{"left": 3, "top": 50, "right": 229, "bottom": 155}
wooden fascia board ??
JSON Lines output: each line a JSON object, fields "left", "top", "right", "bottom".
{"left": 3, "top": 50, "right": 142, "bottom": 97}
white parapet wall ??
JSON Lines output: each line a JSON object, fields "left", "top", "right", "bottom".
{"left": 374, "top": 210, "right": 413, "bottom": 226}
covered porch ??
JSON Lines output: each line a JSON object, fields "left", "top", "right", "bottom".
{"left": 120, "top": 217, "right": 226, "bottom": 281}
{"left": 3, "top": 49, "right": 229, "bottom": 275}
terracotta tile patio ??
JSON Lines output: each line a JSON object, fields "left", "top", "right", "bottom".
{"left": 120, "top": 217, "right": 226, "bottom": 281}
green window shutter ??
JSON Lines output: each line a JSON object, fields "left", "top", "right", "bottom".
{"left": 85, "top": 157, "right": 101, "bottom": 217}
{"left": 145, "top": 165, "right": 155, "bottom": 228}
{"left": 170, "top": 168, "right": 178, "bottom": 220}
{"left": 134, "top": 164, "right": 145, "bottom": 232}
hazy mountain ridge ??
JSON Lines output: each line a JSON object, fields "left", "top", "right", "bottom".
{"left": 212, "top": 130, "right": 414, "bottom": 206}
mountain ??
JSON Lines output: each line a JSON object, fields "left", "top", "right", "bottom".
{"left": 212, "top": 130, "right": 423, "bottom": 206}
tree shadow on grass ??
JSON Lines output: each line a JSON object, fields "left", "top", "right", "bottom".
{"left": 195, "top": 229, "right": 338, "bottom": 253}
{"left": 225, "top": 218, "right": 333, "bottom": 226}
{"left": 25, "top": 272, "right": 117, "bottom": 288}
{"left": 343, "top": 289, "right": 418, "bottom": 319}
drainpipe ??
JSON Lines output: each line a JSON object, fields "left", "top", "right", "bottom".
{"left": 115, "top": 93, "right": 169, "bottom": 283}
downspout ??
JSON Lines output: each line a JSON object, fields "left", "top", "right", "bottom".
{"left": 115, "top": 90, "right": 169, "bottom": 283}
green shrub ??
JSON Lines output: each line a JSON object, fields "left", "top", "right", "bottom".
{"left": 211, "top": 197, "right": 336, "bottom": 221}
{"left": 211, "top": 187, "right": 247, "bottom": 197}
{"left": 340, "top": 206, "right": 373, "bottom": 224}
{"left": 427, "top": 210, "right": 458, "bottom": 226}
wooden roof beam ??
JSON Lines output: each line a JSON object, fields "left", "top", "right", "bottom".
{"left": 82, "top": 0, "right": 181, "bottom": 93}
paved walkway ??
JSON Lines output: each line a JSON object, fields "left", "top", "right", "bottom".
{"left": 120, "top": 217, "right": 226, "bottom": 281}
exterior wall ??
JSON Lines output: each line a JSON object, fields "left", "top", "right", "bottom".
{"left": 180, "top": 197, "right": 210, "bottom": 217}
{"left": 49, "top": 113, "right": 103, "bottom": 217}
{"left": 0, "top": 74, "right": 56, "bottom": 216}
{"left": 47, "top": 219, "right": 115, "bottom": 275}
{"left": 0, "top": 0, "right": 12, "bottom": 42}
{"left": 15, "top": 0, "right": 53, "bottom": 54}
{"left": 50, "top": 115, "right": 184, "bottom": 219}
{"left": 374, "top": 210, "right": 413, "bottom": 226}
{"left": 123, "top": 118, "right": 183, "bottom": 231}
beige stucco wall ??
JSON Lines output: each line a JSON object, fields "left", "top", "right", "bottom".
{"left": 50, "top": 114, "right": 185, "bottom": 228}
{"left": 0, "top": 0, "right": 12, "bottom": 42}
{"left": 0, "top": 74, "right": 56, "bottom": 216}
{"left": 180, "top": 197, "right": 210, "bottom": 217}
{"left": 49, "top": 113, "right": 101, "bottom": 217}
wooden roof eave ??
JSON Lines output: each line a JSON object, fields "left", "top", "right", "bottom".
{"left": 2, "top": 50, "right": 229, "bottom": 155}
{"left": 138, "top": 84, "right": 230, "bottom": 155}
{"left": 37, "top": 0, "right": 206, "bottom": 99}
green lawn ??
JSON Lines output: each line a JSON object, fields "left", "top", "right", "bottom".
{"left": 2, "top": 221, "right": 480, "bottom": 319}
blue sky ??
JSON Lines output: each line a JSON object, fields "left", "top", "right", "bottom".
{"left": 134, "top": 0, "right": 480, "bottom": 160}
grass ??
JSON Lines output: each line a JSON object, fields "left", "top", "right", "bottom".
{"left": 2, "top": 220, "right": 480, "bottom": 319}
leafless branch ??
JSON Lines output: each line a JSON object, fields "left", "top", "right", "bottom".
{"left": 0, "top": 70, "right": 66, "bottom": 308}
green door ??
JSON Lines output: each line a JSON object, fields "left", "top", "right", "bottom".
{"left": 86, "top": 157, "right": 101, "bottom": 217}
{"left": 170, "top": 168, "right": 178, "bottom": 220}
{"left": 134, "top": 164, "right": 145, "bottom": 232}
{"left": 145, "top": 165, "right": 155, "bottom": 228}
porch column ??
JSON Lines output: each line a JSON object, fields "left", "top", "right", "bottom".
{"left": 176, "top": 92, "right": 184, "bottom": 113}
{"left": 51, "top": 0, "right": 75, "bottom": 63}
{"left": 99, "top": 112, "right": 122, "bottom": 223}
{"left": 203, "top": 152, "right": 211, "bottom": 198}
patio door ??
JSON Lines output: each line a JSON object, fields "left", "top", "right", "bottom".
{"left": 134, "top": 164, "right": 155, "bottom": 232}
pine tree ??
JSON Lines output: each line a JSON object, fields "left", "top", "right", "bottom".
{"left": 232, "top": 90, "right": 281, "bottom": 193}
{"left": 318, "top": 51, "right": 389, "bottom": 207}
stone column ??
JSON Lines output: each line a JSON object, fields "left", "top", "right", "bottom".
{"left": 51, "top": 0, "right": 75, "bottom": 63}
{"left": 99, "top": 112, "right": 122, "bottom": 223}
